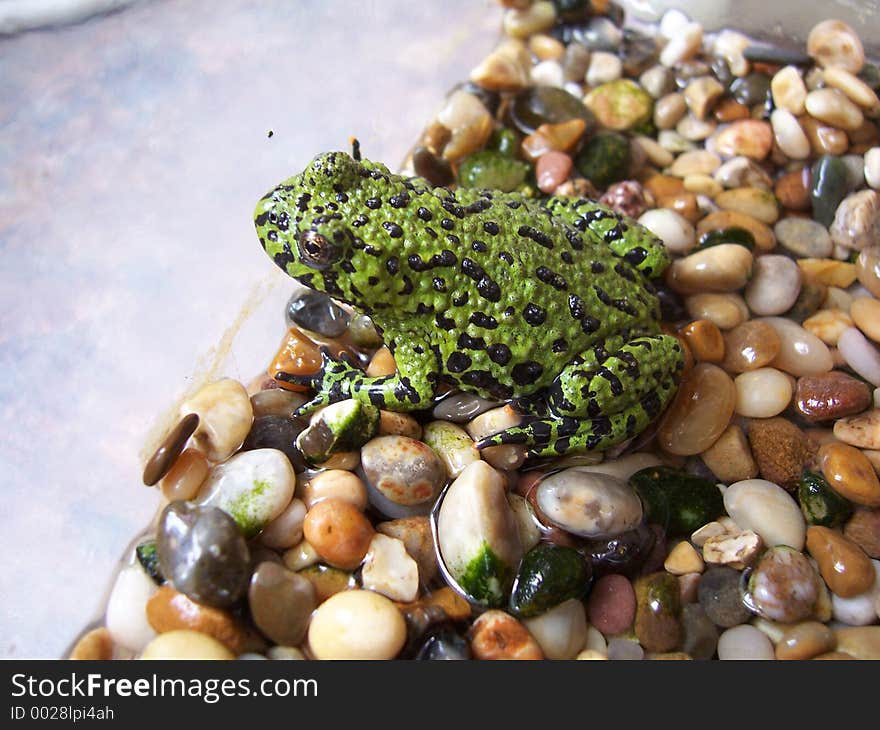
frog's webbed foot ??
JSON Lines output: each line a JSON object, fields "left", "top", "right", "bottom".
{"left": 275, "top": 348, "right": 360, "bottom": 417}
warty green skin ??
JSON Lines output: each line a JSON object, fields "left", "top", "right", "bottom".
{"left": 255, "top": 151, "right": 684, "bottom": 457}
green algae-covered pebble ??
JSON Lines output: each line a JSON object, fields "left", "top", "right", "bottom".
{"left": 296, "top": 399, "right": 379, "bottom": 465}
{"left": 489, "top": 127, "right": 520, "bottom": 157}
{"left": 197, "top": 448, "right": 297, "bottom": 538}
{"left": 457, "top": 149, "right": 531, "bottom": 192}
{"left": 634, "top": 571, "right": 682, "bottom": 653}
{"left": 694, "top": 227, "right": 756, "bottom": 252}
{"left": 798, "top": 469, "right": 853, "bottom": 528}
{"left": 437, "top": 461, "right": 524, "bottom": 607}
{"left": 629, "top": 465, "right": 725, "bottom": 536}
{"left": 510, "top": 86, "right": 597, "bottom": 135}
{"left": 509, "top": 543, "right": 592, "bottom": 618}
{"left": 584, "top": 79, "right": 654, "bottom": 131}
{"left": 574, "top": 131, "right": 631, "bottom": 188}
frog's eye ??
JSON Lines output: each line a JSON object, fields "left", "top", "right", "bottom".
{"left": 297, "top": 230, "right": 341, "bottom": 270}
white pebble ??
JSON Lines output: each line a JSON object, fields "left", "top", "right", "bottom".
{"left": 838, "top": 327, "right": 880, "bottom": 385}
{"left": 360, "top": 533, "right": 419, "bottom": 602}
{"left": 717, "top": 625, "right": 775, "bottom": 660}
{"left": 531, "top": 60, "right": 564, "bottom": 87}
{"left": 659, "top": 8, "right": 691, "bottom": 39}
{"left": 734, "top": 368, "right": 793, "bottom": 418}
{"left": 759, "top": 317, "right": 834, "bottom": 376}
{"left": 745, "top": 255, "right": 802, "bottom": 316}
{"left": 770, "top": 109, "right": 810, "bottom": 160}
{"left": 724, "top": 478, "right": 806, "bottom": 551}
{"left": 105, "top": 564, "right": 158, "bottom": 654}
{"left": 660, "top": 22, "right": 703, "bottom": 68}
{"left": 606, "top": 637, "right": 644, "bottom": 660}
{"left": 523, "top": 599, "right": 588, "bottom": 660}
{"left": 864, "top": 147, "right": 880, "bottom": 190}
{"left": 181, "top": 379, "right": 253, "bottom": 462}
{"left": 637, "top": 209, "right": 696, "bottom": 255}
{"left": 586, "top": 51, "right": 622, "bottom": 87}
{"left": 308, "top": 590, "right": 407, "bottom": 660}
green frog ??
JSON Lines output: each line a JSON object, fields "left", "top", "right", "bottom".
{"left": 255, "top": 150, "right": 683, "bottom": 457}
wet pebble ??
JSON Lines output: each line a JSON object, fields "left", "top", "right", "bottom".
{"left": 634, "top": 572, "right": 683, "bottom": 653}
{"left": 819, "top": 442, "right": 880, "bottom": 507}
{"left": 286, "top": 290, "right": 350, "bottom": 338}
{"left": 805, "top": 88, "right": 864, "bottom": 132}
{"left": 511, "top": 85, "right": 595, "bottom": 135}
{"left": 415, "top": 627, "right": 472, "bottom": 661}
{"left": 361, "top": 435, "right": 445, "bottom": 511}
{"left": 660, "top": 20, "right": 702, "bottom": 68}
{"left": 806, "top": 526, "right": 876, "bottom": 597}
{"left": 851, "top": 297, "right": 880, "bottom": 344}
{"left": 864, "top": 147, "right": 880, "bottom": 189}
{"left": 734, "top": 368, "right": 792, "bottom": 418}
{"left": 834, "top": 408, "right": 880, "bottom": 450}
{"left": 700, "top": 424, "right": 759, "bottom": 484}
{"left": 717, "top": 625, "right": 775, "bottom": 660}
{"left": 760, "top": 316, "right": 833, "bottom": 376}
{"left": 797, "top": 371, "right": 872, "bottom": 423}
{"left": 771, "top": 65, "right": 807, "bottom": 115}
{"left": 724, "top": 478, "right": 806, "bottom": 550}
{"left": 105, "top": 563, "right": 158, "bottom": 653}
{"left": 745, "top": 545, "right": 819, "bottom": 622}
{"left": 361, "top": 533, "right": 420, "bottom": 602}
{"left": 259, "top": 497, "right": 307, "bottom": 550}
{"left": 857, "top": 246, "right": 880, "bottom": 297}
{"left": 140, "top": 630, "right": 233, "bottom": 660}
{"left": 811, "top": 155, "right": 850, "bottom": 228}
{"left": 745, "top": 255, "right": 802, "bottom": 316}
{"left": 844, "top": 509, "right": 880, "bottom": 559}
{"left": 303, "top": 498, "right": 374, "bottom": 569}
{"left": 240, "top": 415, "right": 305, "bottom": 473}
{"left": 433, "top": 391, "right": 499, "bottom": 423}
{"left": 838, "top": 327, "right": 880, "bottom": 386}
{"left": 776, "top": 620, "right": 835, "bottom": 660}
{"left": 523, "top": 598, "right": 588, "bottom": 660}
{"left": 667, "top": 244, "right": 753, "bottom": 293}
{"left": 831, "top": 190, "right": 880, "bottom": 252}
{"left": 587, "top": 574, "right": 636, "bottom": 636}
{"left": 412, "top": 146, "right": 455, "bottom": 187}
{"left": 180, "top": 379, "right": 253, "bottom": 462}
{"left": 721, "top": 321, "right": 781, "bottom": 373}
{"left": 535, "top": 468, "right": 643, "bottom": 538}
{"left": 679, "top": 319, "right": 724, "bottom": 363}
{"left": 599, "top": 180, "right": 648, "bottom": 219}
{"left": 421, "top": 421, "right": 479, "bottom": 479}
{"left": 638, "top": 209, "right": 695, "bottom": 254}
{"left": 468, "top": 610, "right": 543, "bottom": 660}
{"left": 774, "top": 218, "right": 832, "bottom": 259}
{"left": 584, "top": 524, "right": 657, "bottom": 578}
{"left": 308, "top": 590, "right": 406, "bottom": 660}
{"left": 143, "top": 413, "right": 199, "bottom": 487}
{"left": 438, "top": 89, "right": 494, "bottom": 161}
{"left": 584, "top": 79, "right": 654, "bottom": 131}
{"left": 157, "top": 501, "right": 250, "bottom": 608}
{"left": 698, "top": 566, "right": 751, "bottom": 628}
{"left": 686, "top": 293, "right": 748, "bottom": 330}
{"left": 159, "top": 448, "right": 209, "bottom": 502}
{"left": 535, "top": 151, "right": 572, "bottom": 193}
{"left": 714, "top": 120, "right": 773, "bottom": 160}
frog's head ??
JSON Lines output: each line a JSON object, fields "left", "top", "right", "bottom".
{"left": 255, "top": 151, "right": 394, "bottom": 309}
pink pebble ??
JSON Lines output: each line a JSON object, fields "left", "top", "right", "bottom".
{"left": 587, "top": 574, "right": 636, "bottom": 635}
{"left": 536, "top": 151, "right": 573, "bottom": 194}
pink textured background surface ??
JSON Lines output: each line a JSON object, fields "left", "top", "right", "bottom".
{"left": 0, "top": 0, "right": 497, "bottom": 658}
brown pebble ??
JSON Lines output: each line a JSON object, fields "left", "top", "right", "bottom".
{"left": 302, "top": 499, "right": 375, "bottom": 569}
{"left": 644, "top": 173, "right": 685, "bottom": 200}
{"left": 714, "top": 98, "right": 750, "bottom": 123}
{"left": 800, "top": 116, "right": 850, "bottom": 156}
{"left": 714, "top": 120, "right": 774, "bottom": 160}
{"left": 795, "top": 371, "right": 872, "bottom": 423}
{"left": 146, "top": 585, "right": 248, "bottom": 654}
{"left": 657, "top": 192, "right": 702, "bottom": 223}
{"left": 142, "top": 413, "right": 199, "bottom": 486}
{"left": 806, "top": 525, "right": 876, "bottom": 597}
{"left": 844, "top": 508, "right": 880, "bottom": 558}
{"left": 159, "top": 447, "right": 210, "bottom": 502}
{"left": 775, "top": 167, "right": 811, "bottom": 211}
{"left": 366, "top": 346, "right": 397, "bottom": 377}
{"left": 469, "top": 610, "right": 544, "bottom": 660}
{"left": 298, "top": 564, "right": 357, "bottom": 603}
{"left": 833, "top": 409, "right": 880, "bottom": 450}
{"left": 269, "top": 327, "right": 323, "bottom": 391}
{"left": 69, "top": 628, "right": 114, "bottom": 660}
{"left": 701, "top": 424, "right": 759, "bottom": 484}
{"left": 748, "top": 417, "right": 812, "bottom": 491}
{"left": 679, "top": 319, "right": 725, "bottom": 363}
{"left": 536, "top": 151, "right": 573, "bottom": 194}
{"left": 721, "top": 320, "right": 782, "bottom": 373}
{"left": 775, "top": 621, "right": 836, "bottom": 660}
{"left": 820, "top": 442, "right": 880, "bottom": 507}
{"left": 678, "top": 572, "right": 702, "bottom": 604}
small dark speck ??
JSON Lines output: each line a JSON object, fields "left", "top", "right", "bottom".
{"left": 267, "top": 130, "right": 274, "bottom": 138}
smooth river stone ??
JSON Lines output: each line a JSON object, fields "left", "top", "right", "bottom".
{"left": 248, "top": 562, "right": 316, "bottom": 647}
{"left": 759, "top": 316, "right": 834, "bottom": 376}
{"left": 717, "top": 625, "right": 775, "bottom": 660}
{"left": 724, "top": 479, "right": 806, "bottom": 550}
{"left": 745, "top": 546, "right": 820, "bottom": 622}
{"left": 806, "top": 526, "right": 876, "bottom": 598}
{"left": 535, "top": 469, "right": 643, "bottom": 539}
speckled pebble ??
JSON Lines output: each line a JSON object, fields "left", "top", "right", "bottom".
{"left": 745, "top": 255, "right": 802, "bottom": 316}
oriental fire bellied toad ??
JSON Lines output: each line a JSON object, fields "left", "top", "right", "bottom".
{"left": 255, "top": 150, "right": 684, "bottom": 457}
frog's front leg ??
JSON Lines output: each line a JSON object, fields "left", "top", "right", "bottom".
{"left": 275, "top": 336, "right": 438, "bottom": 416}
{"left": 476, "top": 333, "right": 684, "bottom": 457}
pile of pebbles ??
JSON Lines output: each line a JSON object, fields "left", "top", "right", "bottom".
{"left": 70, "top": 0, "right": 880, "bottom": 660}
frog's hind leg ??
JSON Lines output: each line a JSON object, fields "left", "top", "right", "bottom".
{"left": 275, "top": 338, "right": 438, "bottom": 416}
{"left": 475, "top": 333, "right": 684, "bottom": 457}
{"left": 542, "top": 197, "right": 671, "bottom": 278}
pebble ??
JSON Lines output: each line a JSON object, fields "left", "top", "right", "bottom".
{"left": 851, "top": 298, "right": 880, "bottom": 344}
{"left": 825, "top": 66, "right": 880, "bottom": 110}
{"left": 724, "top": 478, "right": 806, "bottom": 550}
{"left": 259, "top": 497, "right": 307, "bottom": 550}
{"left": 598, "top": 180, "right": 648, "bottom": 219}
{"left": 529, "top": 33, "right": 565, "bottom": 62}
{"left": 606, "top": 637, "right": 644, "bottom": 660}
{"left": 634, "top": 135, "right": 674, "bottom": 167}
{"left": 806, "top": 526, "right": 876, "bottom": 597}
{"left": 247, "top": 562, "right": 316, "bottom": 647}
{"left": 535, "top": 151, "right": 573, "bottom": 193}
{"left": 771, "top": 65, "right": 807, "bottom": 115}
{"left": 105, "top": 563, "right": 158, "bottom": 653}
{"left": 770, "top": 109, "right": 810, "bottom": 160}
{"left": 377, "top": 516, "right": 437, "bottom": 584}
{"left": 140, "top": 630, "right": 233, "bottom": 660}
{"left": 774, "top": 218, "right": 832, "bottom": 259}
{"left": 802, "top": 117, "right": 850, "bottom": 157}
{"left": 587, "top": 574, "right": 636, "bottom": 635}
{"left": 796, "top": 371, "right": 872, "bottom": 423}
{"left": 857, "top": 246, "right": 880, "bottom": 297}
{"left": 775, "top": 167, "right": 811, "bottom": 211}
{"left": 834, "top": 626, "right": 880, "bottom": 659}
{"left": 507, "top": 493, "right": 541, "bottom": 554}
{"left": 180, "top": 379, "right": 253, "bottom": 462}
{"left": 301, "top": 470, "right": 368, "bottom": 512}
{"left": 865, "top": 148, "right": 880, "bottom": 189}
{"left": 415, "top": 627, "right": 472, "bottom": 661}
{"left": 838, "top": 327, "right": 880, "bottom": 386}
{"left": 69, "top": 627, "right": 114, "bottom": 661}
{"left": 670, "top": 149, "right": 722, "bottom": 178}
{"left": 378, "top": 411, "right": 421, "bottom": 440}
{"left": 298, "top": 564, "right": 357, "bottom": 603}
{"left": 700, "top": 424, "right": 759, "bottom": 483}
{"left": 522, "top": 599, "right": 588, "bottom": 660}
{"left": 729, "top": 73, "right": 770, "bottom": 107}
{"left": 240, "top": 416, "right": 305, "bottom": 473}
{"left": 531, "top": 59, "right": 565, "bottom": 87}
{"left": 714, "top": 157, "right": 773, "bottom": 192}
{"left": 412, "top": 146, "right": 455, "bottom": 187}
{"left": 286, "top": 290, "right": 349, "bottom": 338}
{"left": 834, "top": 408, "right": 880, "bottom": 450}
{"left": 468, "top": 610, "right": 543, "bottom": 660}
{"left": 811, "top": 155, "right": 850, "bottom": 230}
{"left": 680, "top": 604, "right": 718, "bottom": 660}
{"left": 421, "top": 421, "right": 479, "bottom": 479}
{"left": 678, "top": 114, "right": 718, "bottom": 143}
{"left": 702, "top": 528, "right": 763, "bottom": 570}
{"left": 145, "top": 585, "right": 247, "bottom": 654}
{"left": 303, "top": 498, "right": 374, "bottom": 570}
{"left": 717, "top": 625, "right": 775, "bottom": 660}
{"left": 143, "top": 413, "right": 200, "bottom": 487}
{"left": 437, "top": 89, "right": 494, "bottom": 161}
{"left": 437, "top": 461, "right": 523, "bottom": 606}
{"left": 157, "top": 502, "right": 250, "bottom": 608}
{"left": 714, "top": 120, "right": 773, "bottom": 160}
{"left": 760, "top": 316, "right": 833, "bottom": 376}
{"left": 512, "top": 86, "right": 597, "bottom": 136}
{"left": 745, "top": 545, "right": 820, "bottom": 622}
{"left": 660, "top": 21, "right": 703, "bottom": 68}
{"left": 745, "top": 256, "right": 802, "bottom": 316}
{"left": 658, "top": 192, "right": 701, "bottom": 224}
{"left": 831, "top": 190, "right": 880, "bottom": 252}
{"left": 658, "top": 363, "right": 737, "bottom": 455}
{"left": 658, "top": 129, "right": 697, "bottom": 153}
{"left": 634, "top": 572, "right": 683, "bottom": 652}
{"left": 684, "top": 77, "right": 725, "bottom": 121}
{"left": 583, "top": 79, "right": 654, "bottom": 131}
{"left": 503, "top": 0, "right": 556, "bottom": 39}
{"left": 721, "top": 321, "right": 781, "bottom": 373}
{"left": 698, "top": 566, "right": 752, "bottom": 628}
{"left": 269, "top": 328, "right": 322, "bottom": 392}
{"left": 535, "top": 468, "right": 642, "bottom": 539}
{"left": 637, "top": 209, "right": 695, "bottom": 254}
{"left": 819, "top": 442, "right": 880, "bottom": 507}
{"left": 776, "top": 621, "right": 836, "bottom": 660}
{"left": 798, "top": 259, "right": 857, "bottom": 289}
{"left": 432, "top": 391, "right": 499, "bottom": 423}
{"left": 586, "top": 50, "right": 622, "bottom": 86}
{"left": 664, "top": 541, "right": 704, "bottom": 575}
{"left": 831, "top": 561, "right": 880, "bottom": 625}
{"left": 308, "top": 590, "right": 406, "bottom": 660}
{"left": 679, "top": 319, "right": 724, "bottom": 363}
{"left": 844, "top": 509, "right": 880, "bottom": 558}
{"left": 807, "top": 19, "right": 865, "bottom": 74}
{"left": 747, "top": 417, "right": 811, "bottom": 492}
{"left": 666, "top": 244, "right": 753, "bottom": 293}
{"left": 361, "top": 533, "right": 420, "bottom": 602}
{"left": 360, "top": 435, "right": 445, "bottom": 510}
{"left": 562, "top": 41, "right": 591, "bottom": 82}
{"left": 584, "top": 524, "right": 657, "bottom": 579}
{"left": 654, "top": 92, "right": 687, "bottom": 130}
{"left": 698, "top": 210, "right": 775, "bottom": 250}
{"left": 734, "top": 368, "right": 793, "bottom": 419}
{"left": 805, "top": 88, "right": 864, "bottom": 132}
{"left": 685, "top": 293, "right": 747, "bottom": 331}
{"left": 574, "top": 131, "right": 631, "bottom": 187}
{"left": 159, "top": 448, "right": 209, "bottom": 502}
{"left": 714, "top": 187, "right": 779, "bottom": 224}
